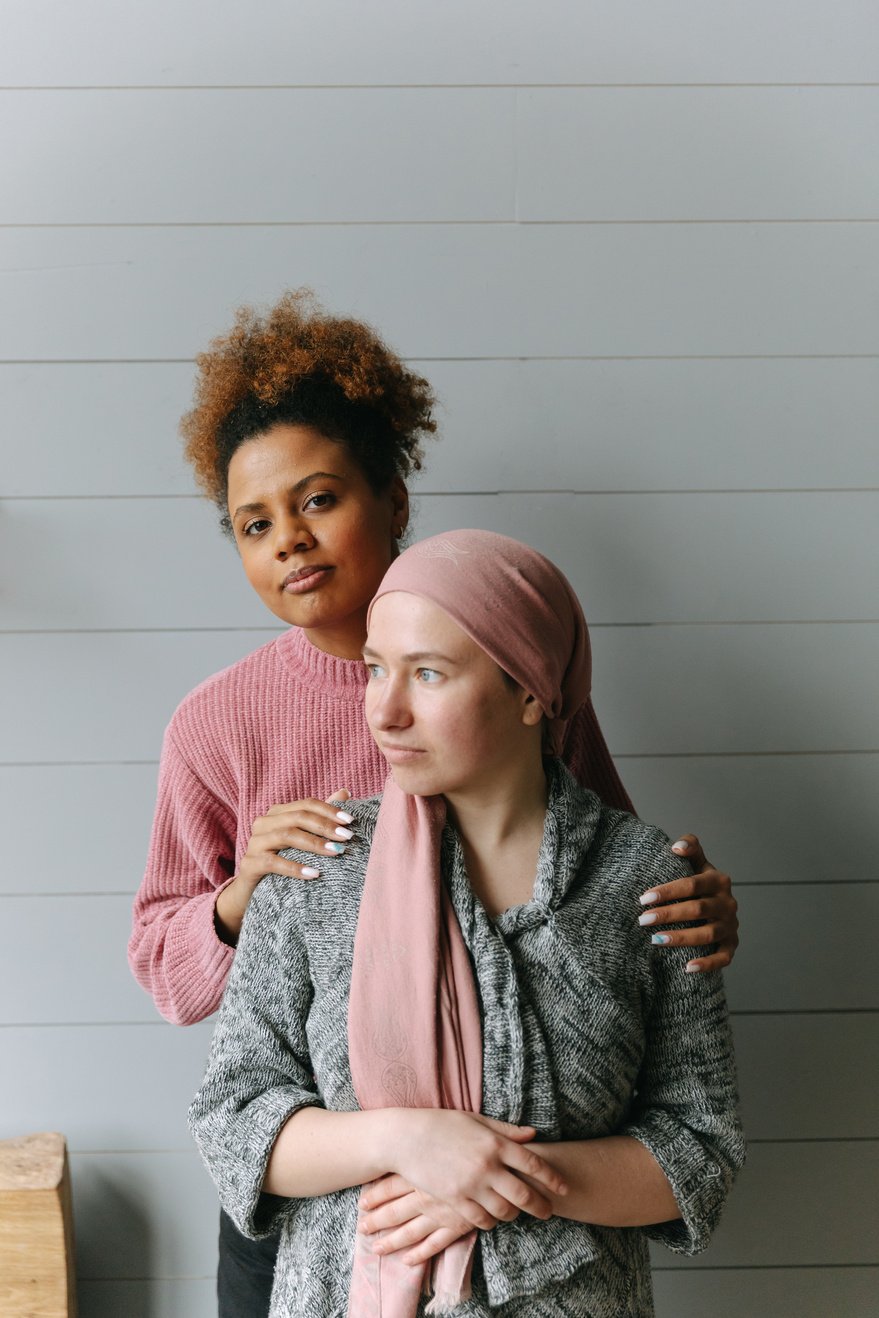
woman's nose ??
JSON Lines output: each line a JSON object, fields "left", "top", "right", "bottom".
{"left": 371, "top": 678, "right": 412, "bottom": 730}
{"left": 274, "top": 516, "right": 315, "bottom": 560}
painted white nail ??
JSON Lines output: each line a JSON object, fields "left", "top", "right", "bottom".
{"left": 335, "top": 826, "right": 354, "bottom": 840}
{"left": 638, "top": 911, "right": 658, "bottom": 926}
{"left": 336, "top": 811, "right": 354, "bottom": 824}
{"left": 301, "top": 867, "right": 320, "bottom": 878}
{"left": 639, "top": 891, "right": 659, "bottom": 906}
{"left": 672, "top": 840, "right": 689, "bottom": 853}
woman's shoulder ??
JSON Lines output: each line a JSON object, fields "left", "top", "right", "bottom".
{"left": 556, "top": 763, "right": 690, "bottom": 901}
{"left": 256, "top": 794, "right": 384, "bottom": 916}
{"left": 598, "top": 804, "right": 688, "bottom": 883}
{"left": 168, "top": 633, "right": 287, "bottom": 731}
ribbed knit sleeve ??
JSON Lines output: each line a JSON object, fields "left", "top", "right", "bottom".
{"left": 128, "top": 723, "right": 237, "bottom": 1025}
{"left": 128, "top": 628, "right": 388, "bottom": 1027}
{"left": 561, "top": 698, "right": 635, "bottom": 813}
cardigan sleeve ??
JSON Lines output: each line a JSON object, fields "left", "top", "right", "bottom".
{"left": 128, "top": 723, "right": 237, "bottom": 1025}
{"left": 188, "top": 874, "right": 323, "bottom": 1240}
{"left": 621, "top": 940, "right": 745, "bottom": 1254}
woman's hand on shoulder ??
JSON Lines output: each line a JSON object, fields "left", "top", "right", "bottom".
{"left": 637, "top": 833, "right": 738, "bottom": 974}
{"left": 214, "top": 788, "right": 353, "bottom": 943}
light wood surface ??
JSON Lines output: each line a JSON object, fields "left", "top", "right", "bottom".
{"left": 0, "top": 1132, "right": 77, "bottom": 1317}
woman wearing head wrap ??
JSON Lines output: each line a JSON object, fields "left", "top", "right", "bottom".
{"left": 190, "top": 530, "right": 743, "bottom": 1318}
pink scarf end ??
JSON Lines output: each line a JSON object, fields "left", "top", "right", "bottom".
{"left": 424, "top": 1287, "right": 471, "bottom": 1315}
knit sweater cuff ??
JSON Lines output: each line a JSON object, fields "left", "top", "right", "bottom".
{"left": 157, "top": 889, "right": 237, "bottom": 1025}
{"left": 623, "top": 1112, "right": 733, "bottom": 1255}
{"left": 193, "top": 1089, "right": 324, "bottom": 1241}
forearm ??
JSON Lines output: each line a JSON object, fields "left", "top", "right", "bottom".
{"left": 529, "top": 1135, "right": 679, "bottom": 1227}
{"left": 263, "top": 1106, "right": 396, "bottom": 1198}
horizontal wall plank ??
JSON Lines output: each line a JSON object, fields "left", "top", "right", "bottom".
{"left": 620, "top": 753, "right": 879, "bottom": 888}
{"left": 6, "top": 359, "right": 879, "bottom": 499}
{"left": 1, "top": 884, "right": 874, "bottom": 1025}
{"left": 2, "top": 224, "right": 877, "bottom": 361}
{"left": 519, "top": 87, "right": 879, "bottom": 220}
{"left": 6, "top": 753, "right": 877, "bottom": 896}
{"left": 66, "top": 1144, "right": 879, "bottom": 1280}
{"left": 724, "top": 883, "right": 879, "bottom": 1012}
{"left": 0, "top": 631, "right": 273, "bottom": 765}
{"left": 653, "top": 1267, "right": 879, "bottom": 1318}
{"left": 651, "top": 1143, "right": 879, "bottom": 1268}
{"left": 71, "top": 1150, "right": 217, "bottom": 1281}
{"left": 77, "top": 1279, "right": 215, "bottom": 1318}
{"left": 5, "top": 492, "right": 877, "bottom": 630}
{"left": 0, "top": 764, "right": 159, "bottom": 895}
{"left": 3, "top": 625, "right": 877, "bottom": 764}
{"left": 0, "top": 896, "right": 160, "bottom": 1024}
{"left": 3, "top": 0, "right": 878, "bottom": 85}
{"left": 5, "top": 88, "right": 875, "bottom": 225}
{"left": 2, "top": 1013, "right": 874, "bottom": 1151}
{"left": 1, "top": 89, "right": 514, "bottom": 225}
{"left": 0, "top": 1022, "right": 213, "bottom": 1150}
{"left": 733, "top": 1014, "right": 879, "bottom": 1139}
{"left": 590, "top": 623, "right": 879, "bottom": 757}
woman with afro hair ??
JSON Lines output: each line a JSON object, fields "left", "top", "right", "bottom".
{"left": 128, "top": 289, "right": 739, "bottom": 1317}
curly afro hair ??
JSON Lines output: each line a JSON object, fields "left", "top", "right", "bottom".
{"left": 181, "top": 289, "right": 437, "bottom": 534}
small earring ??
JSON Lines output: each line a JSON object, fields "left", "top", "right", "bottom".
{"left": 394, "top": 525, "right": 404, "bottom": 540}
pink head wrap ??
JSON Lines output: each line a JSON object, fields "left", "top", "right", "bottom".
{"left": 368, "top": 529, "right": 592, "bottom": 752}
{"left": 347, "top": 531, "right": 594, "bottom": 1316}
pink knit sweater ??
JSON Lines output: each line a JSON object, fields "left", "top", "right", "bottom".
{"left": 129, "top": 626, "right": 633, "bottom": 1025}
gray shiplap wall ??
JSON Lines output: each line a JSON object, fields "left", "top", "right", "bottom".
{"left": 2, "top": 3, "right": 877, "bottom": 1315}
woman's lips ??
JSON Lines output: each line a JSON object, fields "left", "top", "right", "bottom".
{"left": 282, "top": 566, "right": 334, "bottom": 594}
{"left": 380, "top": 744, "right": 426, "bottom": 764}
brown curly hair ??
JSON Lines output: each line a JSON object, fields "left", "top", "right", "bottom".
{"left": 181, "top": 289, "right": 437, "bottom": 533}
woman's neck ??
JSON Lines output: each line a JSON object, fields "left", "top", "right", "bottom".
{"left": 300, "top": 610, "right": 369, "bottom": 661}
{"left": 445, "top": 757, "right": 549, "bottom": 917}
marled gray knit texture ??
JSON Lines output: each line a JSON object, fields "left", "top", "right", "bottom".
{"left": 190, "top": 762, "right": 743, "bottom": 1317}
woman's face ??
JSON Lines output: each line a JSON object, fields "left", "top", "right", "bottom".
{"left": 364, "top": 592, "right": 542, "bottom": 800}
{"left": 226, "top": 424, "right": 408, "bottom": 657}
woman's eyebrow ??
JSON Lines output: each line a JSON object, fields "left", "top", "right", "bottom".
{"left": 233, "top": 472, "right": 343, "bottom": 520}
{"left": 362, "top": 646, "right": 459, "bottom": 665}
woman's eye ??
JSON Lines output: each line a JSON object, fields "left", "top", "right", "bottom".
{"left": 417, "top": 669, "right": 442, "bottom": 683}
{"left": 242, "top": 519, "right": 270, "bottom": 537}
{"left": 365, "top": 663, "right": 385, "bottom": 679}
{"left": 304, "top": 492, "right": 335, "bottom": 512}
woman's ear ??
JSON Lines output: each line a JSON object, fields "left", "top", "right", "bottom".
{"left": 520, "top": 692, "right": 544, "bottom": 727}
{"left": 388, "top": 477, "right": 409, "bottom": 539}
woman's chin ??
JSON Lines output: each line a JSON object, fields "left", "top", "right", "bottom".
{"left": 387, "top": 762, "right": 443, "bottom": 797}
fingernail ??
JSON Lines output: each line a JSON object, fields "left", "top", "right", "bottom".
{"left": 325, "top": 841, "right": 346, "bottom": 854}
{"left": 301, "top": 867, "right": 320, "bottom": 878}
{"left": 638, "top": 911, "right": 658, "bottom": 926}
{"left": 335, "top": 826, "right": 354, "bottom": 840}
{"left": 685, "top": 961, "right": 701, "bottom": 973}
{"left": 336, "top": 811, "right": 354, "bottom": 824}
{"left": 672, "top": 840, "right": 689, "bottom": 854}
{"left": 639, "top": 891, "right": 658, "bottom": 906}
{"left": 651, "top": 933, "right": 671, "bottom": 945}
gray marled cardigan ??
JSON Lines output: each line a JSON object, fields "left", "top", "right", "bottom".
{"left": 190, "top": 762, "right": 743, "bottom": 1317}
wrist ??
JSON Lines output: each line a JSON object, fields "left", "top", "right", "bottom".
{"left": 368, "top": 1108, "right": 406, "bottom": 1174}
{"left": 214, "top": 876, "right": 253, "bottom": 945}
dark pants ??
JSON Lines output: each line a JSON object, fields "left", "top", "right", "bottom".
{"left": 217, "top": 1209, "right": 280, "bottom": 1317}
